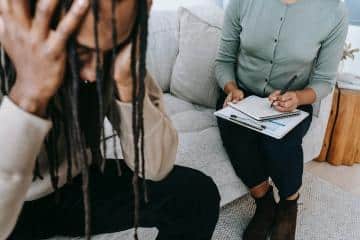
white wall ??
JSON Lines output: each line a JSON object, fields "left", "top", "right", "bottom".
{"left": 344, "top": 26, "right": 360, "bottom": 76}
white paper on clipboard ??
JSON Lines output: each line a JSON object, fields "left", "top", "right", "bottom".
{"left": 214, "top": 106, "right": 309, "bottom": 139}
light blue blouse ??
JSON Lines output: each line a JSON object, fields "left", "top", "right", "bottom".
{"left": 215, "top": 0, "right": 348, "bottom": 100}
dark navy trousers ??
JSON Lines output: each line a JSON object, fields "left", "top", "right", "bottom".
{"left": 216, "top": 91, "right": 313, "bottom": 199}
{"left": 9, "top": 161, "right": 220, "bottom": 240}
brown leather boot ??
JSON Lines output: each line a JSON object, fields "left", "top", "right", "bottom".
{"left": 271, "top": 195, "right": 299, "bottom": 240}
{"left": 243, "top": 187, "right": 277, "bottom": 240}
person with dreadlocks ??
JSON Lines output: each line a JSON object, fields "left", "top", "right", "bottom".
{"left": 0, "top": 0, "right": 221, "bottom": 239}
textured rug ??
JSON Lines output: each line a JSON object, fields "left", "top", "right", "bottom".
{"left": 50, "top": 172, "right": 360, "bottom": 240}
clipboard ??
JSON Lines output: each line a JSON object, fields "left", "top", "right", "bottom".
{"left": 214, "top": 106, "right": 309, "bottom": 139}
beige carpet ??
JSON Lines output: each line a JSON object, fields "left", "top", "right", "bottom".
{"left": 51, "top": 172, "right": 360, "bottom": 240}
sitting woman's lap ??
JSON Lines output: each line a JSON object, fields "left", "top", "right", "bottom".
{"left": 216, "top": 91, "right": 313, "bottom": 198}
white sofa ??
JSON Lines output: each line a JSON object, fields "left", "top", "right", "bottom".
{"left": 99, "top": 3, "right": 341, "bottom": 240}
{"left": 104, "top": 3, "right": 335, "bottom": 208}
{"left": 144, "top": 2, "right": 332, "bottom": 205}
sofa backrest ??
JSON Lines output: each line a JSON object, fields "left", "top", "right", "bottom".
{"left": 148, "top": 3, "right": 225, "bottom": 108}
{"left": 147, "top": 3, "right": 329, "bottom": 115}
{"left": 146, "top": 10, "right": 179, "bottom": 92}
{"left": 170, "top": 6, "right": 224, "bottom": 108}
{"left": 147, "top": 0, "right": 219, "bottom": 93}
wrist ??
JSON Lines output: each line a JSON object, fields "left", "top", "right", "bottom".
{"left": 294, "top": 91, "right": 302, "bottom": 106}
{"left": 224, "top": 81, "right": 239, "bottom": 94}
{"left": 9, "top": 85, "right": 49, "bottom": 117}
{"left": 295, "top": 88, "right": 316, "bottom": 106}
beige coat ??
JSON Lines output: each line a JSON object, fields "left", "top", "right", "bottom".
{"left": 0, "top": 75, "right": 178, "bottom": 239}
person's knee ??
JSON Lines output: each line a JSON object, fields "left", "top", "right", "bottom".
{"left": 193, "top": 171, "right": 221, "bottom": 209}
{"left": 179, "top": 168, "right": 221, "bottom": 204}
{"left": 202, "top": 174, "right": 221, "bottom": 205}
{"left": 169, "top": 167, "right": 221, "bottom": 213}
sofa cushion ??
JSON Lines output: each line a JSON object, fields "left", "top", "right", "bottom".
{"left": 163, "top": 94, "right": 247, "bottom": 205}
{"left": 148, "top": 0, "right": 220, "bottom": 92}
{"left": 170, "top": 6, "right": 224, "bottom": 108}
{"left": 104, "top": 93, "right": 248, "bottom": 206}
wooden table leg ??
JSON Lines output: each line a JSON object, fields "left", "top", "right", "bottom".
{"left": 316, "top": 87, "right": 340, "bottom": 162}
{"left": 327, "top": 89, "right": 360, "bottom": 166}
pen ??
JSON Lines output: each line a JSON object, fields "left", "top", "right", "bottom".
{"left": 270, "top": 75, "right": 298, "bottom": 108}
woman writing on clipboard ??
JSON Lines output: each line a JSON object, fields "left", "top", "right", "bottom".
{"left": 215, "top": 0, "right": 348, "bottom": 239}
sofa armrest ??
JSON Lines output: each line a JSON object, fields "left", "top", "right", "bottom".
{"left": 303, "top": 89, "right": 335, "bottom": 162}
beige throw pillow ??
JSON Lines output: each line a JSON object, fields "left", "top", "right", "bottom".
{"left": 170, "top": 6, "right": 224, "bottom": 108}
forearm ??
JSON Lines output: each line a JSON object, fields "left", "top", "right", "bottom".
{"left": 116, "top": 95, "right": 177, "bottom": 181}
{"left": 296, "top": 88, "right": 317, "bottom": 106}
{"left": 0, "top": 97, "right": 51, "bottom": 239}
{"left": 9, "top": 81, "right": 50, "bottom": 117}
{"left": 114, "top": 74, "right": 177, "bottom": 181}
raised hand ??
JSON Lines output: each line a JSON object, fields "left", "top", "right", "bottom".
{"left": 0, "top": 0, "right": 90, "bottom": 116}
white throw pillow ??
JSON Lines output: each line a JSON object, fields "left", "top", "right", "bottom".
{"left": 170, "top": 6, "right": 224, "bottom": 108}
{"left": 147, "top": 10, "right": 179, "bottom": 92}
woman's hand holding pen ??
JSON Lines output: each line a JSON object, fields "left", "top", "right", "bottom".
{"left": 269, "top": 88, "right": 317, "bottom": 112}
{"left": 269, "top": 90, "right": 300, "bottom": 112}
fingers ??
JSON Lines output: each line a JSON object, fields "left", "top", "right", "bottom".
{"left": 0, "top": 1, "right": 10, "bottom": 14}
{"left": 269, "top": 90, "right": 281, "bottom": 101}
{"left": 49, "top": 0, "right": 90, "bottom": 54}
{"left": 274, "top": 105, "right": 289, "bottom": 112}
{"left": 279, "top": 92, "right": 293, "bottom": 102}
{"left": 278, "top": 100, "right": 292, "bottom": 109}
{"left": 0, "top": 1, "right": 30, "bottom": 29}
{"left": 9, "top": 0, "right": 31, "bottom": 27}
{"left": 32, "top": 0, "right": 59, "bottom": 39}
{"left": 223, "top": 90, "right": 244, "bottom": 108}
{"left": 223, "top": 92, "right": 233, "bottom": 108}
{"left": 234, "top": 91, "right": 244, "bottom": 101}
{"left": 274, "top": 99, "right": 297, "bottom": 112}
{"left": 231, "top": 95, "right": 242, "bottom": 104}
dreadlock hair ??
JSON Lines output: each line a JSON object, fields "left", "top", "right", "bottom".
{"left": 0, "top": 1, "right": 149, "bottom": 239}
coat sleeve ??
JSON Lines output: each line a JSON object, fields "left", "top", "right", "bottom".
{"left": 0, "top": 97, "right": 52, "bottom": 239}
{"left": 114, "top": 74, "right": 178, "bottom": 181}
